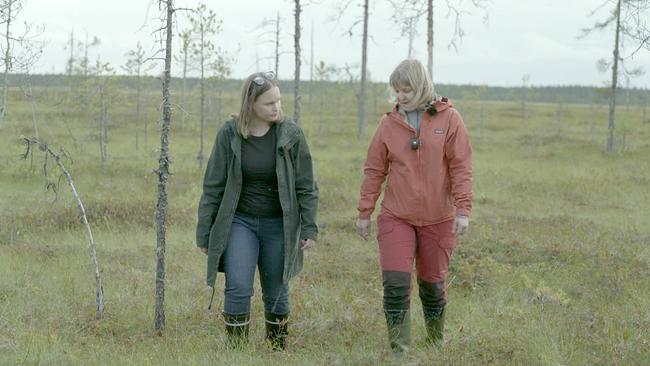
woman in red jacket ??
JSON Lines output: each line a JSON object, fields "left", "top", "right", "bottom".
{"left": 356, "top": 59, "right": 473, "bottom": 354}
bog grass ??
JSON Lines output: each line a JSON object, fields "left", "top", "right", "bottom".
{"left": 1, "top": 83, "right": 649, "bottom": 365}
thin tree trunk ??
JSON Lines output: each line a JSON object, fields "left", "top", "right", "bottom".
{"left": 0, "top": 0, "right": 14, "bottom": 128}
{"left": 479, "top": 103, "right": 485, "bottom": 142}
{"left": 144, "top": 114, "right": 149, "bottom": 148}
{"left": 607, "top": 0, "right": 621, "bottom": 153}
{"left": 556, "top": 102, "right": 563, "bottom": 136}
{"left": 275, "top": 12, "right": 280, "bottom": 78}
{"left": 67, "top": 30, "right": 75, "bottom": 76}
{"left": 427, "top": 0, "right": 434, "bottom": 81}
{"left": 23, "top": 79, "right": 39, "bottom": 139}
{"left": 61, "top": 154, "right": 104, "bottom": 320}
{"left": 589, "top": 102, "right": 595, "bottom": 136}
{"left": 99, "top": 85, "right": 108, "bottom": 169}
{"left": 198, "top": 24, "right": 206, "bottom": 168}
{"left": 309, "top": 21, "right": 314, "bottom": 103}
{"left": 293, "top": 0, "right": 302, "bottom": 125}
{"left": 643, "top": 92, "right": 647, "bottom": 123}
{"left": 155, "top": 0, "right": 174, "bottom": 332}
{"left": 26, "top": 138, "right": 105, "bottom": 320}
{"left": 319, "top": 77, "right": 324, "bottom": 136}
{"left": 181, "top": 43, "right": 188, "bottom": 129}
{"left": 358, "top": 0, "right": 369, "bottom": 138}
{"left": 135, "top": 74, "right": 141, "bottom": 151}
{"left": 407, "top": 18, "right": 414, "bottom": 59}
{"left": 217, "top": 89, "right": 223, "bottom": 124}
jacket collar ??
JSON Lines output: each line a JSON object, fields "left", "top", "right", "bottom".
{"left": 226, "top": 117, "right": 298, "bottom": 156}
{"left": 275, "top": 118, "right": 299, "bottom": 149}
{"left": 388, "top": 98, "right": 453, "bottom": 124}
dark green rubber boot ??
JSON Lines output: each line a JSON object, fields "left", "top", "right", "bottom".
{"left": 424, "top": 307, "right": 445, "bottom": 345}
{"left": 265, "top": 312, "right": 289, "bottom": 351}
{"left": 223, "top": 312, "right": 250, "bottom": 348}
{"left": 385, "top": 309, "right": 411, "bottom": 354}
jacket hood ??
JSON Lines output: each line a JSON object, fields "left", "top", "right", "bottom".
{"left": 389, "top": 97, "right": 454, "bottom": 121}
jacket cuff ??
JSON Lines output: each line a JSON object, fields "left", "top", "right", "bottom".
{"left": 196, "top": 237, "right": 209, "bottom": 249}
{"left": 300, "top": 229, "right": 318, "bottom": 241}
{"left": 455, "top": 208, "right": 471, "bottom": 218}
{"left": 358, "top": 208, "right": 372, "bottom": 220}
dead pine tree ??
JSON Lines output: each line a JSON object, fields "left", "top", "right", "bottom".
{"left": 334, "top": 0, "right": 370, "bottom": 138}
{"left": 359, "top": 0, "right": 368, "bottom": 138}
{"left": 293, "top": 0, "right": 302, "bottom": 125}
{"left": 188, "top": 3, "right": 229, "bottom": 168}
{"left": 275, "top": 12, "right": 281, "bottom": 77}
{"left": 420, "top": 0, "right": 489, "bottom": 80}
{"left": 580, "top": 0, "right": 650, "bottom": 153}
{"left": 555, "top": 101, "right": 564, "bottom": 137}
{"left": 17, "top": 31, "right": 45, "bottom": 140}
{"left": 309, "top": 20, "right": 314, "bottom": 103}
{"left": 123, "top": 42, "right": 156, "bottom": 151}
{"left": 0, "top": 0, "right": 44, "bottom": 128}
{"left": 0, "top": 0, "right": 17, "bottom": 127}
{"left": 175, "top": 29, "right": 191, "bottom": 130}
{"left": 151, "top": 0, "right": 181, "bottom": 332}
{"left": 21, "top": 138, "right": 105, "bottom": 320}
{"left": 314, "top": 60, "right": 337, "bottom": 137}
{"left": 388, "top": 0, "right": 425, "bottom": 59}
{"left": 20, "top": 77, "right": 39, "bottom": 139}
{"left": 85, "top": 60, "right": 115, "bottom": 169}
{"left": 641, "top": 90, "right": 650, "bottom": 123}
{"left": 65, "top": 29, "right": 75, "bottom": 76}
{"left": 253, "top": 11, "right": 285, "bottom": 80}
{"left": 521, "top": 74, "right": 530, "bottom": 122}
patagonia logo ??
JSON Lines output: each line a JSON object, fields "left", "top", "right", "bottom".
{"left": 434, "top": 128, "right": 445, "bottom": 135}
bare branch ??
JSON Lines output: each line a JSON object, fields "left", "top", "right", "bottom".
{"left": 20, "top": 137, "right": 104, "bottom": 319}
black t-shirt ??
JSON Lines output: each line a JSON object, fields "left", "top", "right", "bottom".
{"left": 236, "top": 125, "right": 283, "bottom": 218}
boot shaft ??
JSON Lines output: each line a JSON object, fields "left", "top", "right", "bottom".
{"left": 265, "top": 311, "right": 289, "bottom": 351}
{"left": 385, "top": 309, "right": 411, "bottom": 354}
{"left": 424, "top": 307, "right": 445, "bottom": 345}
{"left": 223, "top": 312, "right": 250, "bottom": 347}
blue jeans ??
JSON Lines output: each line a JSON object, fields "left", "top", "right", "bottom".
{"left": 223, "top": 212, "right": 289, "bottom": 315}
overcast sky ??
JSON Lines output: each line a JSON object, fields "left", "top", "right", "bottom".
{"left": 17, "top": 0, "right": 650, "bottom": 87}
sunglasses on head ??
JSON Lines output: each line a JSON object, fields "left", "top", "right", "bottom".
{"left": 252, "top": 71, "right": 276, "bottom": 86}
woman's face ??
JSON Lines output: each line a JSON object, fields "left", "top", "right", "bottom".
{"left": 252, "top": 86, "right": 282, "bottom": 123}
{"left": 395, "top": 84, "right": 416, "bottom": 111}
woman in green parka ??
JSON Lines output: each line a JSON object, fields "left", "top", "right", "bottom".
{"left": 196, "top": 71, "right": 319, "bottom": 350}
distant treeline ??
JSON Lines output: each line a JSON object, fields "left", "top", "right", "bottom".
{"left": 9, "top": 73, "right": 650, "bottom": 106}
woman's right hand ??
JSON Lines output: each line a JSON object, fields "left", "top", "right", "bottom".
{"left": 355, "top": 218, "right": 371, "bottom": 241}
{"left": 198, "top": 247, "right": 208, "bottom": 255}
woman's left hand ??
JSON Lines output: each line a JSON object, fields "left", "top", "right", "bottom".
{"left": 452, "top": 215, "right": 469, "bottom": 237}
{"left": 300, "top": 238, "right": 316, "bottom": 250}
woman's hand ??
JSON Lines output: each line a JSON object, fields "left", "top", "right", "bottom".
{"left": 198, "top": 247, "right": 208, "bottom": 255}
{"left": 452, "top": 215, "right": 469, "bottom": 237}
{"left": 300, "top": 239, "right": 316, "bottom": 250}
{"left": 356, "top": 218, "right": 371, "bottom": 241}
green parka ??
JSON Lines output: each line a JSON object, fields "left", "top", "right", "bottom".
{"left": 196, "top": 118, "right": 319, "bottom": 288}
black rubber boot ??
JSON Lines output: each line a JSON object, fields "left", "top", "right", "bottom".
{"left": 265, "top": 312, "right": 289, "bottom": 351}
{"left": 418, "top": 279, "right": 447, "bottom": 346}
{"left": 424, "top": 307, "right": 445, "bottom": 345}
{"left": 385, "top": 309, "right": 411, "bottom": 355}
{"left": 223, "top": 312, "right": 250, "bottom": 348}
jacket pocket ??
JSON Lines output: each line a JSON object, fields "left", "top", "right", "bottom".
{"left": 437, "top": 235, "right": 456, "bottom": 249}
{"left": 436, "top": 219, "right": 456, "bottom": 249}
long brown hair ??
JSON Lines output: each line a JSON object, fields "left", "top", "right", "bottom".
{"left": 235, "top": 72, "right": 283, "bottom": 138}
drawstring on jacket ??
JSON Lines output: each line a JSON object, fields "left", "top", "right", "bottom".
{"left": 208, "top": 286, "right": 216, "bottom": 310}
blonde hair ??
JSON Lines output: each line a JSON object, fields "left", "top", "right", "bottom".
{"left": 235, "top": 72, "right": 283, "bottom": 138}
{"left": 389, "top": 59, "right": 435, "bottom": 110}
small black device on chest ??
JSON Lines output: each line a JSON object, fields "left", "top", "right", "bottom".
{"left": 410, "top": 134, "right": 420, "bottom": 150}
